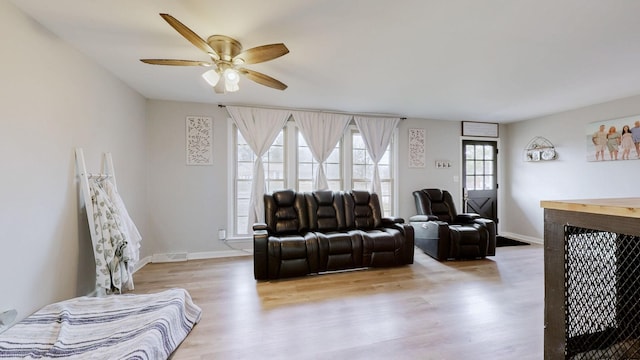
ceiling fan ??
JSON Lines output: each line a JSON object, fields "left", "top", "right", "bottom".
{"left": 141, "top": 13, "right": 289, "bottom": 93}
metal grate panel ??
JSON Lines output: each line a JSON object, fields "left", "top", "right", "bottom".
{"left": 564, "top": 225, "right": 640, "bottom": 359}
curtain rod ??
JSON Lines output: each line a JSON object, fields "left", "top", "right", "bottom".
{"left": 217, "top": 104, "right": 406, "bottom": 120}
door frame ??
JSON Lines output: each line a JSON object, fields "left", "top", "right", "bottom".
{"left": 460, "top": 137, "right": 501, "bottom": 227}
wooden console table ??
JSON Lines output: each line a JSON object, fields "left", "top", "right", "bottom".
{"left": 541, "top": 198, "right": 640, "bottom": 359}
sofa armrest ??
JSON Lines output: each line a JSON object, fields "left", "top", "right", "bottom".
{"left": 401, "top": 223, "right": 414, "bottom": 264}
{"left": 380, "top": 221, "right": 415, "bottom": 264}
{"left": 409, "top": 214, "right": 438, "bottom": 222}
{"left": 472, "top": 218, "right": 497, "bottom": 256}
{"left": 410, "top": 220, "right": 452, "bottom": 261}
{"left": 410, "top": 219, "right": 448, "bottom": 236}
{"left": 253, "top": 222, "right": 268, "bottom": 231}
{"left": 253, "top": 229, "right": 269, "bottom": 280}
{"left": 454, "top": 213, "right": 481, "bottom": 223}
{"left": 382, "top": 216, "right": 405, "bottom": 225}
{"left": 378, "top": 220, "right": 414, "bottom": 262}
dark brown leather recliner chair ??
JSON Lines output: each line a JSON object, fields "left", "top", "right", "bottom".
{"left": 409, "top": 188, "right": 496, "bottom": 261}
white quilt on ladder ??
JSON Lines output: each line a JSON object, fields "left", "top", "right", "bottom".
{"left": 104, "top": 180, "right": 142, "bottom": 282}
{"left": 89, "top": 178, "right": 140, "bottom": 293}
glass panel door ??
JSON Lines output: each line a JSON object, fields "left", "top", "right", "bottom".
{"left": 462, "top": 140, "right": 498, "bottom": 222}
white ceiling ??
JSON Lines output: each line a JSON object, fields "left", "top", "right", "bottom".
{"left": 11, "top": 0, "right": 640, "bottom": 123}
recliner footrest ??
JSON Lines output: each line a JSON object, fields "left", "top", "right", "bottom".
{"left": 449, "top": 226, "right": 482, "bottom": 259}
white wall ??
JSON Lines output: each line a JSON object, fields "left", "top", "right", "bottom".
{"left": 146, "top": 101, "right": 232, "bottom": 257}
{"left": 397, "top": 119, "right": 509, "bottom": 228}
{"left": 0, "top": 2, "right": 147, "bottom": 322}
{"left": 503, "top": 94, "right": 640, "bottom": 242}
{"left": 397, "top": 118, "right": 465, "bottom": 220}
{"left": 143, "top": 110, "right": 472, "bottom": 257}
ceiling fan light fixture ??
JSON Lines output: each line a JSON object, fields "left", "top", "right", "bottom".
{"left": 141, "top": 14, "right": 288, "bottom": 92}
{"left": 224, "top": 68, "right": 240, "bottom": 92}
{"left": 202, "top": 69, "right": 221, "bottom": 86}
{"left": 225, "top": 82, "right": 239, "bottom": 92}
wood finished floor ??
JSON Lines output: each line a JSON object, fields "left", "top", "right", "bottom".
{"left": 131, "top": 245, "right": 544, "bottom": 360}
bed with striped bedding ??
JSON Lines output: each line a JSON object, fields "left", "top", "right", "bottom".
{"left": 0, "top": 288, "right": 201, "bottom": 359}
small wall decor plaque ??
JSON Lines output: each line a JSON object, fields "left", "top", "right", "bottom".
{"left": 409, "top": 128, "right": 426, "bottom": 168}
{"left": 186, "top": 116, "right": 213, "bottom": 165}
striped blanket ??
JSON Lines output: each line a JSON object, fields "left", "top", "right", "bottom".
{"left": 0, "top": 288, "right": 202, "bottom": 359}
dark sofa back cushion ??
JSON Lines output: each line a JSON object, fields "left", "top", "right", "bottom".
{"left": 345, "top": 190, "right": 382, "bottom": 229}
{"left": 423, "top": 189, "right": 456, "bottom": 223}
{"left": 413, "top": 188, "right": 460, "bottom": 223}
{"left": 306, "top": 190, "right": 346, "bottom": 232}
{"left": 265, "top": 190, "right": 308, "bottom": 234}
{"left": 413, "top": 190, "right": 432, "bottom": 216}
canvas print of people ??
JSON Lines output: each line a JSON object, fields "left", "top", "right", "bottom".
{"left": 587, "top": 115, "right": 640, "bottom": 161}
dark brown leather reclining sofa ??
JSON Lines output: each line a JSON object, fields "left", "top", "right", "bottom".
{"left": 253, "top": 189, "right": 414, "bottom": 280}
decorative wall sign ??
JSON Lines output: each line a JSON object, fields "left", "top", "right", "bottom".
{"left": 461, "top": 121, "right": 499, "bottom": 138}
{"left": 186, "top": 116, "right": 213, "bottom": 165}
{"left": 587, "top": 115, "right": 640, "bottom": 161}
{"left": 408, "top": 128, "right": 426, "bottom": 168}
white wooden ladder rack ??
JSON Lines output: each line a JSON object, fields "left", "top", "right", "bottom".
{"left": 75, "top": 148, "right": 118, "bottom": 294}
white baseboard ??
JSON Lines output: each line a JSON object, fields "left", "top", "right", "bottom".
{"left": 134, "top": 256, "right": 151, "bottom": 272}
{"left": 148, "top": 248, "right": 252, "bottom": 264}
{"left": 151, "top": 252, "right": 188, "bottom": 263}
{"left": 188, "top": 250, "right": 252, "bottom": 259}
{"left": 499, "top": 231, "right": 543, "bottom": 245}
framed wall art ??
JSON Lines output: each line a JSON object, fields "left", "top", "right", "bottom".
{"left": 587, "top": 114, "right": 640, "bottom": 162}
{"left": 408, "top": 128, "right": 426, "bottom": 168}
{"left": 186, "top": 116, "right": 213, "bottom": 165}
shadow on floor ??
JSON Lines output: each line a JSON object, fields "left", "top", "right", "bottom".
{"left": 496, "top": 235, "right": 530, "bottom": 247}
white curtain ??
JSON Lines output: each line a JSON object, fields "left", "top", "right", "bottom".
{"left": 354, "top": 116, "right": 400, "bottom": 212}
{"left": 227, "top": 106, "right": 290, "bottom": 231}
{"left": 292, "top": 111, "right": 351, "bottom": 190}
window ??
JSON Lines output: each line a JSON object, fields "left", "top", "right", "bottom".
{"left": 232, "top": 121, "right": 396, "bottom": 236}
{"left": 235, "top": 128, "right": 286, "bottom": 233}
{"left": 297, "top": 131, "right": 341, "bottom": 192}
{"left": 351, "top": 131, "right": 393, "bottom": 217}
{"left": 464, "top": 143, "right": 495, "bottom": 190}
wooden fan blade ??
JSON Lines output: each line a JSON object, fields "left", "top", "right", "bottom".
{"left": 140, "top": 59, "right": 212, "bottom": 66}
{"left": 159, "top": 13, "right": 220, "bottom": 60}
{"left": 234, "top": 43, "right": 289, "bottom": 65}
{"left": 239, "top": 68, "right": 287, "bottom": 90}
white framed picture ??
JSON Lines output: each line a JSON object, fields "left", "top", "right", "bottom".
{"left": 186, "top": 116, "right": 213, "bottom": 165}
